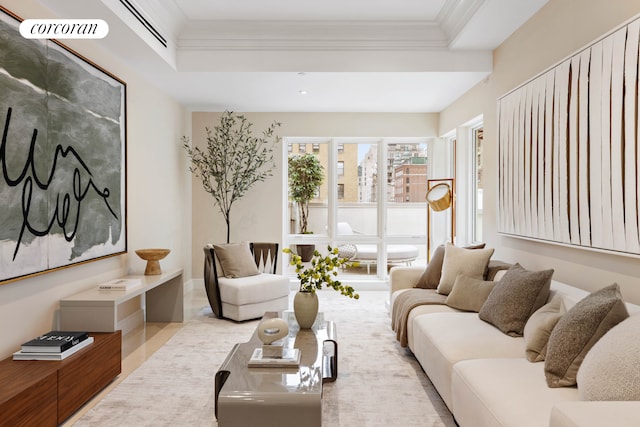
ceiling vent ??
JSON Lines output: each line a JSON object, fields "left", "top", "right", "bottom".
{"left": 119, "top": 0, "right": 167, "bottom": 47}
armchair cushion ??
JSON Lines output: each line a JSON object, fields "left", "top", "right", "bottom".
{"left": 212, "top": 242, "right": 260, "bottom": 278}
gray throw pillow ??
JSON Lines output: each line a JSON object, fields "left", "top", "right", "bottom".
{"left": 478, "top": 263, "right": 553, "bottom": 337}
{"left": 523, "top": 295, "right": 565, "bottom": 362}
{"left": 437, "top": 243, "right": 494, "bottom": 295}
{"left": 212, "top": 242, "right": 260, "bottom": 278}
{"left": 416, "top": 243, "right": 486, "bottom": 289}
{"left": 545, "top": 284, "right": 629, "bottom": 388}
{"left": 445, "top": 275, "right": 496, "bottom": 312}
{"left": 416, "top": 245, "right": 445, "bottom": 289}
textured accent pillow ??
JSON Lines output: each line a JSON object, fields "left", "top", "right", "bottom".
{"left": 478, "top": 263, "right": 553, "bottom": 337}
{"left": 436, "top": 244, "right": 494, "bottom": 295}
{"left": 212, "top": 242, "right": 260, "bottom": 278}
{"left": 445, "top": 275, "right": 496, "bottom": 312}
{"left": 545, "top": 284, "right": 629, "bottom": 388}
{"left": 577, "top": 315, "right": 640, "bottom": 400}
{"left": 416, "top": 243, "right": 486, "bottom": 289}
{"left": 523, "top": 295, "right": 565, "bottom": 362}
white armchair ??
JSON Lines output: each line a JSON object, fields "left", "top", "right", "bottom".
{"left": 203, "top": 242, "right": 290, "bottom": 321}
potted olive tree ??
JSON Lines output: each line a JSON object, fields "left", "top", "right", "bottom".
{"left": 183, "top": 111, "right": 280, "bottom": 243}
{"left": 288, "top": 153, "right": 324, "bottom": 261}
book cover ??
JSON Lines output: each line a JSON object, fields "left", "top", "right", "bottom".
{"left": 14, "top": 337, "right": 94, "bottom": 361}
{"left": 21, "top": 331, "right": 89, "bottom": 353}
{"left": 98, "top": 278, "right": 142, "bottom": 290}
{"left": 248, "top": 348, "right": 301, "bottom": 368}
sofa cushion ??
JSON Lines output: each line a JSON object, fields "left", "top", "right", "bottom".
{"left": 479, "top": 263, "right": 553, "bottom": 337}
{"left": 416, "top": 243, "right": 486, "bottom": 289}
{"left": 445, "top": 276, "right": 496, "bottom": 312}
{"left": 436, "top": 243, "right": 494, "bottom": 295}
{"left": 523, "top": 295, "right": 565, "bottom": 362}
{"left": 213, "top": 242, "right": 260, "bottom": 278}
{"left": 545, "top": 284, "right": 629, "bottom": 388}
{"left": 577, "top": 314, "right": 640, "bottom": 400}
{"left": 550, "top": 401, "right": 640, "bottom": 427}
{"left": 412, "top": 312, "right": 525, "bottom": 410}
{"left": 452, "top": 359, "right": 580, "bottom": 427}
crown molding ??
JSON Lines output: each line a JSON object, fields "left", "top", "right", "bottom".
{"left": 178, "top": 20, "right": 448, "bottom": 51}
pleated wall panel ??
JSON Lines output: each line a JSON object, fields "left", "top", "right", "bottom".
{"left": 498, "top": 18, "right": 640, "bottom": 256}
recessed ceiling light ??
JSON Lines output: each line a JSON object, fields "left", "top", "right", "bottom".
{"left": 299, "top": 90, "right": 308, "bottom": 95}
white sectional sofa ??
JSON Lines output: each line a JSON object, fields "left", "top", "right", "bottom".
{"left": 389, "top": 264, "right": 640, "bottom": 427}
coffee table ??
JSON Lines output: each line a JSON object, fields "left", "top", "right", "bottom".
{"left": 215, "top": 311, "right": 337, "bottom": 427}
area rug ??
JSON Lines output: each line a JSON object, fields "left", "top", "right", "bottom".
{"left": 74, "top": 291, "right": 455, "bottom": 426}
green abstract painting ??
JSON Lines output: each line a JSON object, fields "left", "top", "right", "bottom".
{"left": 0, "top": 7, "right": 126, "bottom": 285}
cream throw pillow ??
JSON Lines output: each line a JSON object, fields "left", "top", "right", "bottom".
{"left": 577, "top": 314, "right": 640, "bottom": 400}
{"left": 545, "top": 284, "right": 629, "bottom": 388}
{"left": 436, "top": 243, "right": 494, "bottom": 295}
{"left": 416, "top": 243, "right": 486, "bottom": 289}
{"left": 445, "top": 276, "right": 496, "bottom": 312}
{"left": 523, "top": 295, "right": 565, "bottom": 362}
{"left": 212, "top": 242, "right": 260, "bottom": 278}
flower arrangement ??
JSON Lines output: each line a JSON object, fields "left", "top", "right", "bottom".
{"left": 283, "top": 246, "right": 360, "bottom": 299}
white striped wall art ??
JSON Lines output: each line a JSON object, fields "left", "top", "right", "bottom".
{"left": 497, "top": 17, "right": 640, "bottom": 256}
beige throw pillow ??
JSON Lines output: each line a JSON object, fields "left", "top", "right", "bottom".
{"left": 436, "top": 243, "right": 494, "bottom": 295}
{"left": 523, "top": 295, "right": 565, "bottom": 362}
{"left": 445, "top": 276, "right": 496, "bottom": 312}
{"left": 416, "top": 243, "right": 487, "bottom": 289}
{"left": 545, "top": 284, "right": 629, "bottom": 388}
{"left": 577, "top": 314, "right": 640, "bottom": 400}
{"left": 478, "top": 263, "right": 553, "bottom": 337}
{"left": 212, "top": 242, "right": 260, "bottom": 278}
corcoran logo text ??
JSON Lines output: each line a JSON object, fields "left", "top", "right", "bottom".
{"left": 19, "top": 19, "right": 109, "bottom": 39}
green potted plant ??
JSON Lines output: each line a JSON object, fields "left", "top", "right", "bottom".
{"left": 288, "top": 153, "right": 324, "bottom": 261}
{"left": 183, "top": 111, "right": 280, "bottom": 243}
{"left": 283, "top": 246, "right": 359, "bottom": 328}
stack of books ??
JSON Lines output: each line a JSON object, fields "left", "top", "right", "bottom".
{"left": 13, "top": 331, "right": 93, "bottom": 361}
{"left": 98, "top": 278, "right": 142, "bottom": 290}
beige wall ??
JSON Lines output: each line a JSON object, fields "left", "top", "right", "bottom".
{"left": 189, "top": 112, "right": 438, "bottom": 276}
{"left": 440, "top": 0, "right": 640, "bottom": 304}
{"left": 0, "top": 1, "right": 191, "bottom": 358}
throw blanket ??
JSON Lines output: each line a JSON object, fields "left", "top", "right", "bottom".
{"left": 391, "top": 289, "right": 447, "bottom": 348}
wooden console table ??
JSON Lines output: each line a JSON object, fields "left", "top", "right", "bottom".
{"left": 59, "top": 269, "right": 183, "bottom": 334}
{"left": 0, "top": 331, "right": 121, "bottom": 426}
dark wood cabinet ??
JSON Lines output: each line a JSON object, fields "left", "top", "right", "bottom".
{"left": 0, "top": 331, "right": 121, "bottom": 426}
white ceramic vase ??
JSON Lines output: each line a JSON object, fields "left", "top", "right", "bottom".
{"left": 293, "top": 291, "right": 319, "bottom": 329}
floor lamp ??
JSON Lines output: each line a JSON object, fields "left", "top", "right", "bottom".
{"left": 426, "top": 178, "right": 455, "bottom": 262}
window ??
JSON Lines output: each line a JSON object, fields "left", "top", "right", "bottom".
{"left": 299, "top": 143, "right": 306, "bottom": 153}
{"left": 285, "top": 137, "right": 431, "bottom": 282}
{"left": 473, "top": 127, "right": 483, "bottom": 242}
